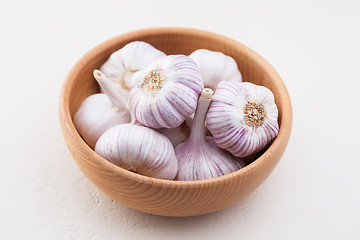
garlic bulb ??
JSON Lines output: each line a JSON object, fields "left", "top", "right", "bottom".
{"left": 206, "top": 81, "right": 279, "bottom": 157}
{"left": 95, "top": 123, "right": 178, "bottom": 180}
{"left": 73, "top": 70, "right": 130, "bottom": 148}
{"left": 130, "top": 55, "right": 204, "bottom": 129}
{"left": 189, "top": 49, "right": 242, "bottom": 90}
{"left": 156, "top": 118, "right": 192, "bottom": 147}
{"left": 100, "top": 41, "right": 166, "bottom": 98}
{"left": 175, "top": 88, "right": 245, "bottom": 181}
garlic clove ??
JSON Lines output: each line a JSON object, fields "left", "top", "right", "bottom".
{"left": 130, "top": 55, "right": 204, "bottom": 129}
{"left": 73, "top": 70, "right": 131, "bottom": 148}
{"left": 95, "top": 124, "right": 178, "bottom": 180}
{"left": 189, "top": 49, "right": 242, "bottom": 90}
{"left": 100, "top": 41, "right": 166, "bottom": 98}
{"left": 175, "top": 88, "right": 244, "bottom": 181}
{"left": 206, "top": 81, "right": 279, "bottom": 158}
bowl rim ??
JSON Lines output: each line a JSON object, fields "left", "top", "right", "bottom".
{"left": 60, "top": 27, "right": 292, "bottom": 188}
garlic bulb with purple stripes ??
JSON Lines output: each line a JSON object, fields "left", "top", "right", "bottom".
{"left": 95, "top": 123, "right": 178, "bottom": 180}
{"left": 74, "top": 70, "right": 131, "bottom": 148}
{"left": 206, "top": 81, "right": 279, "bottom": 158}
{"left": 189, "top": 49, "right": 242, "bottom": 90}
{"left": 100, "top": 41, "right": 166, "bottom": 99}
{"left": 175, "top": 88, "right": 245, "bottom": 181}
{"left": 130, "top": 55, "right": 204, "bottom": 129}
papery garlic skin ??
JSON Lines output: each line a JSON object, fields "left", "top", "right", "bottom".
{"left": 130, "top": 55, "right": 204, "bottom": 129}
{"left": 73, "top": 70, "right": 131, "bottom": 148}
{"left": 206, "top": 81, "right": 279, "bottom": 158}
{"left": 74, "top": 94, "right": 130, "bottom": 148}
{"left": 156, "top": 118, "right": 192, "bottom": 147}
{"left": 189, "top": 49, "right": 242, "bottom": 90}
{"left": 175, "top": 88, "right": 244, "bottom": 181}
{"left": 176, "top": 136, "right": 245, "bottom": 181}
{"left": 100, "top": 41, "right": 166, "bottom": 98}
{"left": 95, "top": 124, "right": 178, "bottom": 180}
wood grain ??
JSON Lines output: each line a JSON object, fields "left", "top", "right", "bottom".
{"left": 59, "top": 27, "right": 293, "bottom": 217}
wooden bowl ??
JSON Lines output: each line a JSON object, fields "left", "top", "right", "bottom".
{"left": 59, "top": 27, "right": 292, "bottom": 217}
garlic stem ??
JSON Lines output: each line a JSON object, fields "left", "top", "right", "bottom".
{"left": 175, "top": 87, "right": 243, "bottom": 181}
{"left": 93, "top": 70, "right": 128, "bottom": 112}
{"left": 188, "top": 88, "right": 214, "bottom": 142}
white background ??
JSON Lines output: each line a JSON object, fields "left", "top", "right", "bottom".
{"left": 1, "top": 0, "right": 359, "bottom": 239}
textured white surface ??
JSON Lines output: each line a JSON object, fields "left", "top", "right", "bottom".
{"left": 1, "top": 0, "right": 360, "bottom": 239}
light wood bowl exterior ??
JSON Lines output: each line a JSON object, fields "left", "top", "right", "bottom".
{"left": 59, "top": 27, "right": 292, "bottom": 217}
